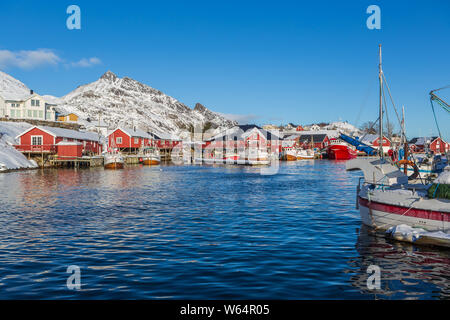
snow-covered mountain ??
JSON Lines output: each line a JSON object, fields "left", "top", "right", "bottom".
{"left": 46, "top": 71, "right": 236, "bottom": 135}
{"left": 0, "top": 71, "right": 31, "bottom": 100}
{"left": 1, "top": 70, "right": 236, "bottom": 135}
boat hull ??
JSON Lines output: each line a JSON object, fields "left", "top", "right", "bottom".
{"left": 358, "top": 196, "right": 450, "bottom": 231}
{"left": 104, "top": 161, "right": 124, "bottom": 169}
{"left": 284, "top": 154, "right": 297, "bottom": 161}
{"left": 327, "top": 145, "right": 357, "bottom": 160}
{"left": 143, "top": 158, "right": 160, "bottom": 165}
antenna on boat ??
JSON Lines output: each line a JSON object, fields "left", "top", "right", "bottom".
{"left": 378, "top": 44, "right": 384, "bottom": 159}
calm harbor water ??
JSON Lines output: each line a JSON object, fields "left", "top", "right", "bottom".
{"left": 0, "top": 160, "right": 449, "bottom": 299}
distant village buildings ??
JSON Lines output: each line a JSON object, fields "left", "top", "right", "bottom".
{"left": 204, "top": 124, "right": 282, "bottom": 156}
{"left": 409, "top": 136, "right": 449, "bottom": 154}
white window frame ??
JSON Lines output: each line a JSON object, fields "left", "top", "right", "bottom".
{"left": 134, "top": 137, "right": 139, "bottom": 144}
{"left": 116, "top": 137, "right": 122, "bottom": 144}
{"left": 31, "top": 135, "right": 43, "bottom": 146}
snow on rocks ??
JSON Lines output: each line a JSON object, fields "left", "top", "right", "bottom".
{"left": 49, "top": 71, "right": 236, "bottom": 136}
{"left": 0, "top": 121, "right": 37, "bottom": 171}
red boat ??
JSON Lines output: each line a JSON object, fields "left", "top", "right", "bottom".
{"left": 327, "top": 140, "right": 357, "bottom": 160}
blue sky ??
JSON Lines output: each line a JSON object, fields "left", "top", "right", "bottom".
{"left": 0, "top": 0, "right": 449, "bottom": 139}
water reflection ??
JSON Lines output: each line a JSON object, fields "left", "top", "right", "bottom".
{"left": 348, "top": 226, "right": 450, "bottom": 299}
{"left": 0, "top": 162, "right": 449, "bottom": 299}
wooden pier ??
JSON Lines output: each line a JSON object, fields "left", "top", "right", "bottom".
{"left": 50, "top": 156, "right": 104, "bottom": 168}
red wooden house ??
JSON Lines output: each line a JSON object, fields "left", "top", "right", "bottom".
{"left": 430, "top": 137, "right": 449, "bottom": 154}
{"left": 360, "top": 134, "right": 391, "bottom": 153}
{"left": 15, "top": 126, "right": 102, "bottom": 157}
{"left": 107, "top": 127, "right": 153, "bottom": 152}
{"left": 285, "top": 133, "right": 330, "bottom": 150}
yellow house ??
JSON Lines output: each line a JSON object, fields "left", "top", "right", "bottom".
{"left": 57, "top": 113, "right": 79, "bottom": 122}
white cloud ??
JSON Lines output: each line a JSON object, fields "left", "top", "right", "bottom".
{"left": 219, "top": 112, "right": 260, "bottom": 124}
{"left": 0, "top": 49, "right": 102, "bottom": 70}
{"left": 69, "top": 57, "right": 102, "bottom": 68}
{"left": 0, "top": 49, "right": 61, "bottom": 69}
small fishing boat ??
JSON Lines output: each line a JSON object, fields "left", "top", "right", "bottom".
{"left": 282, "top": 148, "right": 297, "bottom": 161}
{"left": 297, "top": 149, "right": 314, "bottom": 160}
{"left": 104, "top": 138, "right": 124, "bottom": 169}
{"left": 104, "top": 152, "right": 124, "bottom": 169}
{"left": 142, "top": 147, "right": 161, "bottom": 165}
{"left": 327, "top": 139, "right": 357, "bottom": 160}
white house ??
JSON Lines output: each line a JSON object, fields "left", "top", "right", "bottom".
{"left": 0, "top": 90, "right": 57, "bottom": 121}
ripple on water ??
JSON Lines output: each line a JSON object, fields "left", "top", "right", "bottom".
{"left": 0, "top": 162, "right": 449, "bottom": 299}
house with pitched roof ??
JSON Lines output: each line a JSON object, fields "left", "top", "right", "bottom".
{"left": 0, "top": 90, "right": 57, "bottom": 121}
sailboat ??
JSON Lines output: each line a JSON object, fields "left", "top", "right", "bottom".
{"left": 346, "top": 45, "right": 450, "bottom": 239}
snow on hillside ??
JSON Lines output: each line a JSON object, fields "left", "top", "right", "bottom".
{"left": 0, "top": 71, "right": 31, "bottom": 100}
{"left": 0, "top": 121, "right": 37, "bottom": 170}
{"left": 51, "top": 71, "right": 236, "bottom": 135}
{"left": 324, "top": 121, "right": 361, "bottom": 136}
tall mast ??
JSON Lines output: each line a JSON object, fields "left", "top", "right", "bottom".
{"left": 378, "top": 44, "right": 384, "bottom": 159}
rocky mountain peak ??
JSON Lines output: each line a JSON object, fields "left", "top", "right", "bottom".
{"left": 194, "top": 103, "right": 207, "bottom": 113}
{"left": 100, "top": 70, "right": 118, "bottom": 82}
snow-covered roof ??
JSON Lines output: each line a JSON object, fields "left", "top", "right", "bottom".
{"left": 360, "top": 134, "right": 379, "bottom": 144}
{"left": 359, "top": 134, "right": 391, "bottom": 144}
{"left": 56, "top": 141, "right": 82, "bottom": 146}
{"left": 154, "top": 131, "right": 181, "bottom": 140}
{"left": 16, "top": 126, "right": 100, "bottom": 141}
{"left": 113, "top": 127, "right": 152, "bottom": 139}
{"left": 0, "top": 92, "right": 32, "bottom": 101}
{"left": 409, "top": 136, "right": 439, "bottom": 146}
{"left": 283, "top": 130, "right": 339, "bottom": 139}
